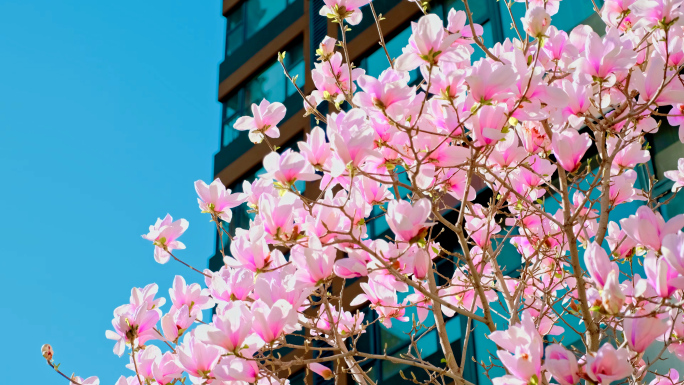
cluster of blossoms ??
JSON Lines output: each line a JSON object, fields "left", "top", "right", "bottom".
{"left": 44, "top": 0, "right": 684, "bottom": 385}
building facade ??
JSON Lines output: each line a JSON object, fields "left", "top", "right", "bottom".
{"left": 209, "top": 0, "right": 684, "bottom": 384}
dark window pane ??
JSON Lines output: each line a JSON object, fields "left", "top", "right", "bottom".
{"left": 287, "top": 60, "right": 305, "bottom": 97}
{"left": 651, "top": 124, "right": 684, "bottom": 181}
{"left": 226, "top": 5, "right": 243, "bottom": 30}
{"left": 224, "top": 93, "right": 240, "bottom": 119}
{"left": 246, "top": 61, "right": 285, "bottom": 106}
{"left": 222, "top": 115, "right": 240, "bottom": 147}
{"left": 246, "top": 0, "right": 286, "bottom": 38}
{"left": 226, "top": 29, "right": 244, "bottom": 56}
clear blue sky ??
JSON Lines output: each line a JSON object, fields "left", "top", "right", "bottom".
{"left": 0, "top": 1, "right": 224, "bottom": 383}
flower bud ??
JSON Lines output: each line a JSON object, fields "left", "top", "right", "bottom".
{"left": 309, "top": 363, "right": 334, "bottom": 380}
{"left": 317, "top": 36, "right": 337, "bottom": 61}
{"left": 41, "top": 344, "right": 53, "bottom": 361}
{"left": 522, "top": 7, "right": 551, "bottom": 38}
{"left": 601, "top": 270, "right": 625, "bottom": 314}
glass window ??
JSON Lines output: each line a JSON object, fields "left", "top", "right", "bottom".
{"left": 225, "top": 0, "right": 293, "bottom": 57}
{"left": 221, "top": 40, "right": 305, "bottom": 148}
{"left": 246, "top": 0, "right": 287, "bottom": 38}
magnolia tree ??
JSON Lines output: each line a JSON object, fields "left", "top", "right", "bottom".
{"left": 43, "top": 0, "right": 684, "bottom": 384}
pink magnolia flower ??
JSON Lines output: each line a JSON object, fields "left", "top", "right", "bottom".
{"left": 194, "top": 178, "right": 246, "bottom": 222}
{"left": 521, "top": 7, "right": 551, "bottom": 38}
{"left": 141, "top": 214, "right": 188, "bottom": 264}
{"left": 488, "top": 130, "right": 527, "bottom": 169}
{"left": 468, "top": 105, "right": 509, "bottom": 147}
{"left": 606, "top": 170, "right": 646, "bottom": 205}
{"left": 309, "top": 363, "right": 334, "bottom": 380}
{"left": 209, "top": 266, "right": 254, "bottom": 302}
{"left": 357, "top": 176, "right": 393, "bottom": 206}
{"left": 234, "top": 99, "right": 286, "bottom": 143}
{"left": 386, "top": 198, "right": 432, "bottom": 243}
{"left": 177, "top": 333, "right": 222, "bottom": 380}
{"left": 601, "top": 0, "right": 637, "bottom": 26}
{"left": 152, "top": 352, "right": 183, "bottom": 385}
{"left": 106, "top": 306, "right": 161, "bottom": 356}
{"left": 127, "top": 283, "right": 166, "bottom": 311}
{"left": 666, "top": 104, "right": 684, "bottom": 135}
{"left": 243, "top": 177, "right": 277, "bottom": 208}
{"left": 263, "top": 149, "right": 320, "bottom": 186}
{"left": 649, "top": 369, "right": 680, "bottom": 385}
{"left": 610, "top": 140, "right": 650, "bottom": 171}
{"left": 316, "top": 36, "right": 336, "bottom": 60}
{"left": 489, "top": 312, "right": 543, "bottom": 382}
{"left": 327, "top": 109, "right": 378, "bottom": 169}
{"left": 623, "top": 311, "right": 669, "bottom": 352}
{"left": 127, "top": 345, "right": 161, "bottom": 381}
{"left": 631, "top": 54, "right": 684, "bottom": 106}
{"left": 169, "top": 275, "right": 213, "bottom": 319}
{"left": 334, "top": 255, "right": 368, "bottom": 278}
{"left": 466, "top": 60, "right": 516, "bottom": 104}
{"left": 214, "top": 356, "right": 260, "bottom": 383}
{"left": 602, "top": 270, "right": 626, "bottom": 313}
{"left": 551, "top": 129, "right": 591, "bottom": 172}
{"left": 298, "top": 126, "right": 331, "bottom": 168}
{"left": 354, "top": 70, "right": 414, "bottom": 118}
{"left": 664, "top": 158, "right": 684, "bottom": 192}
{"left": 318, "top": 0, "right": 371, "bottom": 25}
{"left": 195, "top": 301, "right": 253, "bottom": 353}
{"left": 663, "top": 231, "right": 684, "bottom": 275}
{"left": 114, "top": 376, "right": 140, "bottom": 385}
{"left": 161, "top": 305, "right": 196, "bottom": 343}
{"left": 584, "top": 242, "right": 619, "bottom": 288}
{"left": 544, "top": 344, "right": 579, "bottom": 385}
{"left": 630, "top": 0, "right": 684, "bottom": 27}
{"left": 559, "top": 79, "right": 591, "bottom": 128}
{"left": 395, "top": 14, "right": 468, "bottom": 71}
{"left": 291, "top": 236, "right": 336, "bottom": 286}
{"left": 606, "top": 221, "right": 638, "bottom": 259}
{"left": 258, "top": 192, "right": 300, "bottom": 241}
{"left": 644, "top": 251, "right": 684, "bottom": 297}
{"left": 312, "top": 52, "right": 364, "bottom": 98}
{"left": 228, "top": 225, "right": 273, "bottom": 272}
{"left": 573, "top": 28, "right": 637, "bottom": 82}
{"left": 446, "top": 9, "right": 483, "bottom": 42}
{"left": 584, "top": 344, "right": 632, "bottom": 385}
{"left": 70, "top": 376, "right": 99, "bottom": 385}
{"left": 251, "top": 299, "right": 300, "bottom": 343}
{"left": 620, "top": 205, "right": 684, "bottom": 250}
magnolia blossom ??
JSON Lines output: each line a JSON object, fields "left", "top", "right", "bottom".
{"left": 584, "top": 344, "right": 633, "bottom": 385}
{"left": 234, "top": 99, "right": 286, "bottom": 143}
{"left": 665, "top": 158, "right": 684, "bottom": 191}
{"left": 386, "top": 198, "right": 432, "bottom": 243}
{"left": 141, "top": 214, "right": 188, "bottom": 264}
{"left": 395, "top": 14, "right": 468, "bottom": 71}
{"left": 521, "top": 7, "right": 551, "bottom": 38}
{"left": 544, "top": 345, "right": 579, "bottom": 385}
{"left": 551, "top": 129, "right": 591, "bottom": 172}
{"left": 194, "top": 178, "right": 246, "bottom": 222}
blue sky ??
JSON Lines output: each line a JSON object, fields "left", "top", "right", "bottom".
{"left": 0, "top": 1, "right": 224, "bottom": 383}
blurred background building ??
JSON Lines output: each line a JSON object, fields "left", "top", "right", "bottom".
{"left": 208, "top": 0, "right": 684, "bottom": 384}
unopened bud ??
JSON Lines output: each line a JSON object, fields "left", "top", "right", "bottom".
{"left": 521, "top": 7, "right": 551, "bottom": 38}
{"left": 41, "top": 344, "right": 53, "bottom": 361}
{"left": 601, "top": 270, "right": 625, "bottom": 314}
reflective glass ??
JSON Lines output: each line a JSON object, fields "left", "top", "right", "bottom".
{"left": 287, "top": 60, "right": 305, "bottom": 97}
{"left": 246, "top": 61, "right": 285, "bottom": 106}
{"left": 246, "top": 0, "right": 286, "bottom": 38}
{"left": 222, "top": 116, "right": 240, "bottom": 147}
{"left": 224, "top": 93, "right": 240, "bottom": 119}
{"left": 226, "top": 29, "right": 244, "bottom": 56}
